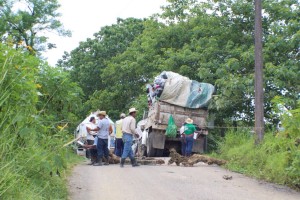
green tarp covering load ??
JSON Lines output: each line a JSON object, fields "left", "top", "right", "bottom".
{"left": 166, "top": 115, "right": 177, "bottom": 138}
{"left": 160, "top": 71, "right": 215, "bottom": 109}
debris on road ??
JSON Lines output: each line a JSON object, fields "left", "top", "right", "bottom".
{"left": 223, "top": 175, "right": 233, "bottom": 180}
{"left": 168, "top": 148, "right": 227, "bottom": 167}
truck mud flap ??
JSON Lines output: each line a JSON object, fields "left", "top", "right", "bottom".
{"left": 151, "top": 133, "right": 166, "bottom": 149}
{"left": 192, "top": 137, "right": 206, "bottom": 153}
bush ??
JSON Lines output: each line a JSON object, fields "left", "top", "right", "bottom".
{"left": 0, "top": 44, "right": 82, "bottom": 199}
{"left": 217, "top": 105, "right": 300, "bottom": 189}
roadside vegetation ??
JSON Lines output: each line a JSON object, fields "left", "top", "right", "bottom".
{"left": 0, "top": 0, "right": 299, "bottom": 198}
{"left": 214, "top": 103, "right": 300, "bottom": 190}
{"left": 0, "top": 44, "right": 83, "bottom": 199}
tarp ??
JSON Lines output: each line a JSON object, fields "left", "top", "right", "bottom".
{"left": 159, "top": 71, "right": 215, "bottom": 109}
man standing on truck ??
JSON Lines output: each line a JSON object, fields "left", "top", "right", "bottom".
{"left": 114, "top": 113, "right": 126, "bottom": 157}
{"left": 88, "top": 111, "right": 111, "bottom": 166}
{"left": 120, "top": 108, "right": 140, "bottom": 167}
{"left": 183, "top": 118, "right": 196, "bottom": 157}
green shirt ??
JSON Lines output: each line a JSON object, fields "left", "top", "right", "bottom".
{"left": 184, "top": 124, "right": 196, "bottom": 135}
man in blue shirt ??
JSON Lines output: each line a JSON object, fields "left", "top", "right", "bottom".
{"left": 88, "top": 111, "right": 111, "bottom": 166}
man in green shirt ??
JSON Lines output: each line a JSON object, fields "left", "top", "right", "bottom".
{"left": 183, "top": 118, "right": 196, "bottom": 157}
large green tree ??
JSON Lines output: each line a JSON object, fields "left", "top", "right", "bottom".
{"left": 0, "top": 0, "right": 70, "bottom": 53}
{"left": 62, "top": 0, "right": 299, "bottom": 125}
{"left": 93, "top": 0, "right": 299, "bottom": 124}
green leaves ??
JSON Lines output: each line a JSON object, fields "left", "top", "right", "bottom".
{"left": 0, "top": 44, "right": 83, "bottom": 199}
{"left": 0, "top": 0, "right": 70, "bottom": 53}
{"left": 60, "top": 0, "right": 299, "bottom": 128}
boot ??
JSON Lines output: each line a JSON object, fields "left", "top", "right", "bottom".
{"left": 120, "top": 158, "right": 125, "bottom": 168}
{"left": 88, "top": 156, "right": 96, "bottom": 165}
{"left": 130, "top": 158, "right": 140, "bottom": 167}
{"left": 104, "top": 157, "right": 110, "bottom": 165}
{"left": 93, "top": 157, "right": 103, "bottom": 166}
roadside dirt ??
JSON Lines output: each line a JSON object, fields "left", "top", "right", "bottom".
{"left": 68, "top": 158, "right": 300, "bottom": 200}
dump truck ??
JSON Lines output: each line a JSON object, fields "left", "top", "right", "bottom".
{"left": 138, "top": 71, "right": 214, "bottom": 157}
{"left": 139, "top": 100, "right": 209, "bottom": 157}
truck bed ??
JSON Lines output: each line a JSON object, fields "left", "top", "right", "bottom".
{"left": 145, "top": 101, "right": 208, "bottom": 131}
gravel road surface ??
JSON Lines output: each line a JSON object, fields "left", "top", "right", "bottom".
{"left": 68, "top": 158, "right": 300, "bottom": 200}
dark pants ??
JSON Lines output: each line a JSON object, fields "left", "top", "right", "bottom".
{"left": 181, "top": 137, "right": 186, "bottom": 156}
{"left": 114, "top": 138, "right": 124, "bottom": 157}
{"left": 185, "top": 136, "right": 194, "bottom": 156}
{"left": 90, "top": 148, "right": 97, "bottom": 158}
{"left": 97, "top": 138, "right": 109, "bottom": 161}
{"left": 86, "top": 139, "right": 94, "bottom": 158}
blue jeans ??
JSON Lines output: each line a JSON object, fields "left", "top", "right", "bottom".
{"left": 121, "top": 133, "right": 134, "bottom": 159}
{"left": 114, "top": 138, "right": 124, "bottom": 157}
{"left": 185, "top": 136, "right": 194, "bottom": 156}
{"left": 97, "top": 138, "right": 109, "bottom": 160}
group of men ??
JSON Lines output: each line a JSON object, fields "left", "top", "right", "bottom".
{"left": 86, "top": 108, "right": 140, "bottom": 167}
{"left": 83, "top": 107, "right": 199, "bottom": 167}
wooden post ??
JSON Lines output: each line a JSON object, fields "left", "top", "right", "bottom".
{"left": 254, "top": 0, "right": 264, "bottom": 144}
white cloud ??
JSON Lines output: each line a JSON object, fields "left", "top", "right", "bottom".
{"left": 43, "top": 0, "right": 167, "bottom": 66}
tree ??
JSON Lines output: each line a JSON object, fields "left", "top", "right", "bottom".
{"left": 58, "top": 18, "right": 146, "bottom": 98}
{"left": 62, "top": 0, "right": 299, "bottom": 126}
{"left": 0, "top": 0, "right": 70, "bottom": 54}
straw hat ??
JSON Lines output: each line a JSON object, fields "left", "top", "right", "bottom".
{"left": 120, "top": 113, "right": 126, "bottom": 118}
{"left": 185, "top": 118, "right": 193, "bottom": 124}
{"left": 129, "top": 108, "right": 138, "bottom": 114}
{"left": 97, "top": 111, "right": 106, "bottom": 116}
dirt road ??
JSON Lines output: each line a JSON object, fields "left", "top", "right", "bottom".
{"left": 68, "top": 158, "right": 300, "bottom": 200}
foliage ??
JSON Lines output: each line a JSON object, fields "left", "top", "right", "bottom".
{"left": 0, "top": 44, "right": 81, "bottom": 199}
{"left": 36, "top": 64, "right": 84, "bottom": 132}
{"left": 216, "top": 103, "right": 300, "bottom": 189}
{"left": 61, "top": 0, "right": 299, "bottom": 128}
{"left": 0, "top": 0, "right": 71, "bottom": 53}
{"left": 57, "top": 18, "right": 146, "bottom": 98}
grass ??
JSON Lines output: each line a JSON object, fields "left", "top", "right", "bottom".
{"left": 214, "top": 128, "right": 300, "bottom": 190}
{"left": 0, "top": 44, "right": 84, "bottom": 199}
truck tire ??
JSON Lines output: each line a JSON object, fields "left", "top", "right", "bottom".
{"left": 146, "top": 138, "right": 156, "bottom": 157}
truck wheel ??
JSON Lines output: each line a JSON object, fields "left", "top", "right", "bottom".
{"left": 146, "top": 138, "right": 156, "bottom": 157}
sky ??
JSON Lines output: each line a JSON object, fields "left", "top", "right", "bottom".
{"left": 43, "top": 0, "right": 167, "bottom": 66}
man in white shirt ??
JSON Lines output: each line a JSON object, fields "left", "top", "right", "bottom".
{"left": 88, "top": 111, "right": 111, "bottom": 166}
{"left": 120, "top": 108, "right": 140, "bottom": 167}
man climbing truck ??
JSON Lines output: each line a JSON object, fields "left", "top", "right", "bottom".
{"left": 139, "top": 71, "right": 215, "bottom": 157}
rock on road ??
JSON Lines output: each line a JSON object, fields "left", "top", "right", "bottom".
{"left": 68, "top": 159, "right": 300, "bottom": 200}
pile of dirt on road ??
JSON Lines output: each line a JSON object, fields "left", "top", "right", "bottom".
{"left": 107, "top": 152, "right": 120, "bottom": 164}
{"left": 168, "top": 148, "right": 227, "bottom": 167}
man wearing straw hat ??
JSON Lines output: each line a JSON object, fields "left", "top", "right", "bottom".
{"left": 120, "top": 108, "right": 140, "bottom": 167}
{"left": 88, "top": 111, "right": 111, "bottom": 166}
{"left": 183, "top": 118, "right": 196, "bottom": 157}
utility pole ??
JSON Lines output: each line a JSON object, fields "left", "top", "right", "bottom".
{"left": 254, "top": 0, "right": 264, "bottom": 144}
